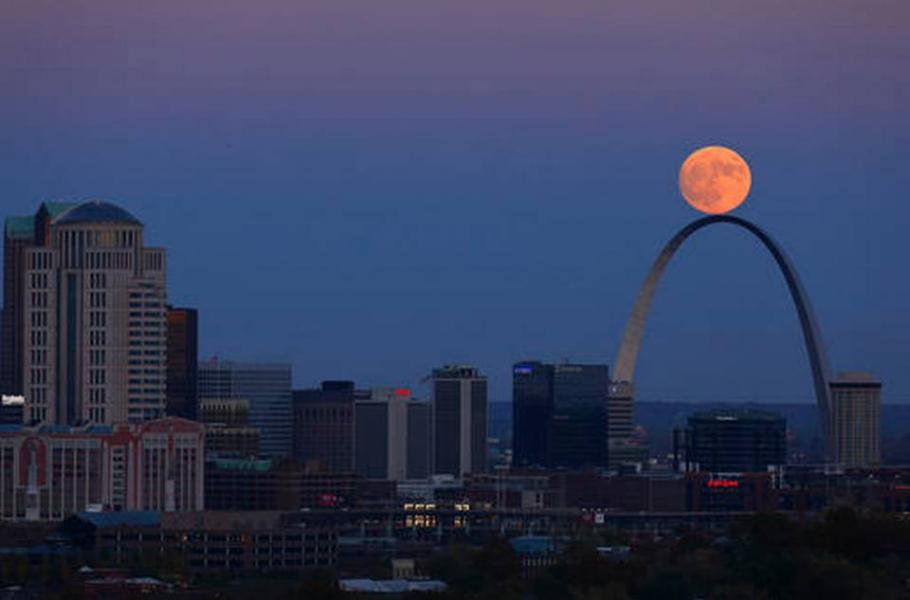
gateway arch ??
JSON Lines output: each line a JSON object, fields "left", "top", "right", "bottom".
{"left": 612, "top": 214, "right": 833, "bottom": 448}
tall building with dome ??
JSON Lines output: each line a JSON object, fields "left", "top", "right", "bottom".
{"left": 2, "top": 200, "right": 167, "bottom": 425}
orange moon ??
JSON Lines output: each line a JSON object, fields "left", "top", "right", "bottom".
{"left": 678, "top": 146, "right": 751, "bottom": 214}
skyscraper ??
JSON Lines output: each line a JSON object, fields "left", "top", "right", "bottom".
{"left": 513, "top": 361, "right": 608, "bottom": 469}
{"left": 406, "top": 400, "right": 431, "bottom": 480}
{"left": 431, "top": 365, "right": 487, "bottom": 478}
{"left": 354, "top": 387, "right": 410, "bottom": 480}
{"left": 512, "top": 362, "right": 553, "bottom": 469}
{"left": 198, "top": 359, "right": 292, "bottom": 457}
{"left": 292, "top": 381, "right": 358, "bottom": 472}
{"left": 2, "top": 203, "right": 75, "bottom": 398}
{"left": 552, "top": 363, "right": 609, "bottom": 468}
{"left": 166, "top": 306, "right": 198, "bottom": 420}
{"left": 829, "top": 372, "right": 881, "bottom": 467}
{"left": 6, "top": 200, "right": 168, "bottom": 425}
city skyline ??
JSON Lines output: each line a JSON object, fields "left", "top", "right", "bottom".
{"left": 1, "top": 1, "right": 908, "bottom": 408}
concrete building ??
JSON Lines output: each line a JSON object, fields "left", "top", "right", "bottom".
{"left": 431, "top": 365, "right": 487, "bottom": 478}
{"left": 60, "top": 510, "right": 337, "bottom": 574}
{"left": 292, "top": 381, "right": 359, "bottom": 473}
{"left": 0, "top": 416, "right": 204, "bottom": 521}
{"left": 354, "top": 388, "right": 417, "bottom": 481}
{"left": 829, "top": 372, "right": 882, "bottom": 467}
{"left": 3, "top": 206, "right": 76, "bottom": 398}
{"left": 165, "top": 306, "right": 198, "bottom": 420}
{"left": 681, "top": 409, "right": 786, "bottom": 473}
{"left": 198, "top": 359, "right": 292, "bottom": 457}
{"left": 406, "top": 400, "right": 431, "bottom": 480}
{"left": 3, "top": 201, "right": 168, "bottom": 425}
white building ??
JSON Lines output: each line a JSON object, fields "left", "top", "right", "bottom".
{"left": 18, "top": 200, "right": 167, "bottom": 424}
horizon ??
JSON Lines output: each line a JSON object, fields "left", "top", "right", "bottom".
{"left": 3, "top": 1, "right": 908, "bottom": 407}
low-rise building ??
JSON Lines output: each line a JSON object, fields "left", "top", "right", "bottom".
{"left": 0, "top": 417, "right": 204, "bottom": 520}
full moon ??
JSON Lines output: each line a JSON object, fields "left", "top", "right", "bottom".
{"left": 678, "top": 146, "right": 751, "bottom": 214}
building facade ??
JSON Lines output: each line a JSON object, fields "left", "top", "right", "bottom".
{"left": 0, "top": 416, "right": 204, "bottom": 521}
{"left": 198, "top": 359, "right": 292, "bottom": 457}
{"left": 512, "top": 362, "right": 553, "bottom": 469}
{"left": 199, "top": 398, "right": 260, "bottom": 458}
{"left": 292, "top": 381, "right": 359, "bottom": 473}
{"left": 513, "top": 361, "right": 608, "bottom": 469}
{"left": 431, "top": 365, "right": 487, "bottom": 478}
{"left": 829, "top": 372, "right": 881, "bottom": 467}
{"left": 3, "top": 201, "right": 168, "bottom": 425}
{"left": 354, "top": 388, "right": 423, "bottom": 481}
{"left": 406, "top": 400, "right": 431, "bottom": 480}
{"left": 682, "top": 409, "right": 787, "bottom": 473}
{"left": 165, "top": 306, "right": 198, "bottom": 420}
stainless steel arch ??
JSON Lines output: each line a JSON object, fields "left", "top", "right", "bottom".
{"left": 613, "top": 214, "right": 832, "bottom": 444}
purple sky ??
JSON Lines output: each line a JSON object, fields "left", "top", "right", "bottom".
{"left": 1, "top": 0, "right": 909, "bottom": 404}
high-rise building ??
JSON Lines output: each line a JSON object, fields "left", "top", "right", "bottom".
{"left": 2, "top": 203, "right": 77, "bottom": 399}
{"left": 512, "top": 362, "right": 553, "bottom": 469}
{"left": 431, "top": 365, "right": 487, "bottom": 478}
{"left": 513, "top": 361, "right": 608, "bottom": 469}
{"left": 552, "top": 363, "right": 609, "bottom": 468}
{"left": 354, "top": 388, "right": 413, "bottom": 480}
{"left": 406, "top": 400, "right": 431, "bottom": 480}
{"left": 829, "top": 372, "right": 881, "bottom": 467}
{"left": 166, "top": 306, "right": 198, "bottom": 420}
{"left": 607, "top": 381, "right": 636, "bottom": 467}
{"left": 198, "top": 359, "right": 292, "bottom": 457}
{"left": 292, "top": 381, "right": 358, "bottom": 473}
{"left": 4, "top": 201, "right": 168, "bottom": 425}
{"left": 682, "top": 409, "right": 787, "bottom": 473}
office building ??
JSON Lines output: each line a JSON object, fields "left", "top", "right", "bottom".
{"left": 513, "top": 361, "right": 608, "bottom": 469}
{"left": 165, "top": 306, "right": 198, "bottom": 420}
{"left": 292, "top": 381, "right": 359, "bottom": 473}
{"left": 431, "top": 365, "right": 487, "bottom": 478}
{"left": 199, "top": 398, "right": 260, "bottom": 458}
{"left": 406, "top": 400, "right": 432, "bottom": 479}
{"left": 3, "top": 201, "right": 168, "bottom": 425}
{"left": 0, "top": 417, "right": 204, "bottom": 520}
{"left": 354, "top": 388, "right": 412, "bottom": 480}
{"left": 682, "top": 409, "right": 786, "bottom": 473}
{"left": 198, "top": 359, "right": 292, "bottom": 457}
{"left": 607, "top": 381, "right": 636, "bottom": 467}
{"left": 3, "top": 203, "right": 77, "bottom": 399}
{"left": 552, "top": 363, "right": 609, "bottom": 468}
{"left": 829, "top": 372, "right": 881, "bottom": 467}
{"left": 512, "top": 362, "right": 553, "bottom": 468}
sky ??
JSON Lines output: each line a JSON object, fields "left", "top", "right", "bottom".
{"left": 1, "top": 0, "right": 908, "bottom": 405}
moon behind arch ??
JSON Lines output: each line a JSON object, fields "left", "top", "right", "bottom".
{"left": 679, "top": 146, "right": 752, "bottom": 214}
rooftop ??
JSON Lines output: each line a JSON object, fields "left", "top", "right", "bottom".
{"left": 4, "top": 216, "right": 34, "bottom": 240}
{"left": 689, "top": 408, "right": 785, "bottom": 424}
{"left": 54, "top": 200, "right": 142, "bottom": 226}
{"left": 75, "top": 511, "right": 161, "bottom": 529}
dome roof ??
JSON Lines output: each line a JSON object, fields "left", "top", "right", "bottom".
{"left": 54, "top": 200, "right": 142, "bottom": 226}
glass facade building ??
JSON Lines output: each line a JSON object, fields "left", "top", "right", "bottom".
{"left": 685, "top": 409, "right": 786, "bottom": 473}
{"left": 513, "top": 361, "right": 609, "bottom": 469}
{"left": 198, "top": 359, "right": 292, "bottom": 457}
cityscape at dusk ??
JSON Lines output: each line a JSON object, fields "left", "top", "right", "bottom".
{"left": 1, "top": 1, "right": 909, "bottom": 599}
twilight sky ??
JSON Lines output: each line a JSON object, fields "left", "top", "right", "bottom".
{"left": 1, "top": 0, "right": 908, "bottom": 404}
